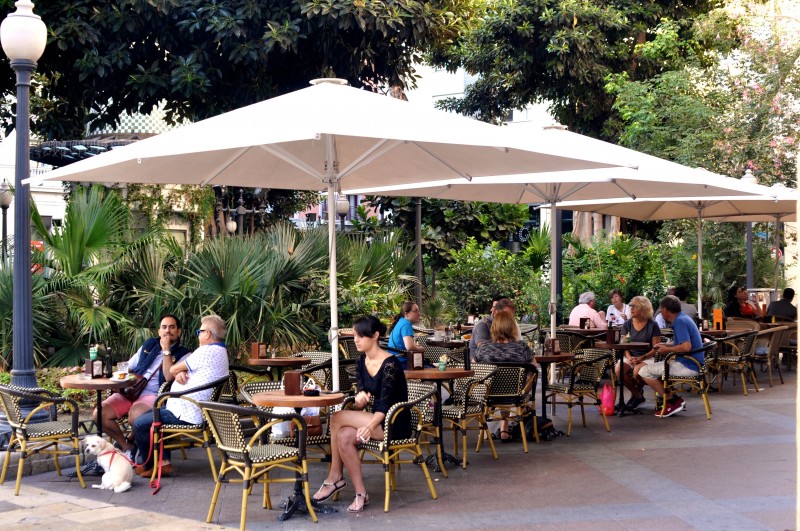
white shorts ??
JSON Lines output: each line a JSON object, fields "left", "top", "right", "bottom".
{"left": 638, "top": 359, "right": 699, "bottom": 380}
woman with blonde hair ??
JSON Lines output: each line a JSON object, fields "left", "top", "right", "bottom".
{"left": 475, "top": 310, "right": 532, "bottom": 441}
{"left": 474, "top": 311, "right": 531, "bottom": 363}
{"left": 616, "top": 296, "right": 661, "bottom": 411}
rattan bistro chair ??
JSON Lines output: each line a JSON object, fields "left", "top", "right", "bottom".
{"left": 660, "top": 342, "right": 717, "bottom": 419}
{"left": 148, "top": 374, "right": 230, "bottom": 481}
{"left": 545, "top": 348, "right": 612, "bottom": 436}
{"left": 347, "top": 381, "right": 439, "bottom": 512}
{"left": 200, "top": 401, "right": 317, "bottom": 529}
{"left": 240, "top": 379, "right": 336, "bottom": 464}
{"left": 708, "top": 330, "right": 759, "bottom": 396}
{"left": 0, "top": 385, "right": 86, "bottom": 495}
{"left": 753, "top": 326, "right": 788, "bottom": 387}
{"left": 480, "top": 362, "right": 539, "bottom": 451}
{"left": 440, "top": 363, "right": 497, "bottom": 468}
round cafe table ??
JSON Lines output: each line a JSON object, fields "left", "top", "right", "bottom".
{"left": 405, "top": 367, "right": 473, "bottom": 475}
{"left": 249, "top": 390, "right": 344, "bottom": 522}
{"left": 248, "top": 356, "right": 310, "bottom": 381}
{"left": 60, "top": 373, "right": 135, "bottom": 437}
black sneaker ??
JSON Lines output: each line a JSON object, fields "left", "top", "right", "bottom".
{"left": 625, "top": 396, "right": 646, "bottom": 410}
{"left": 69, "top": 461, "right": 103, "bottom": 477}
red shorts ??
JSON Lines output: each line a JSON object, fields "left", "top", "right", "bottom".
{"left": 103, "top": 392, "right": 157, "bottom": 419}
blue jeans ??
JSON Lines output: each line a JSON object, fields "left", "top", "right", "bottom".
{"left": 133, "top": 407, "right": 191, "bottom": 468}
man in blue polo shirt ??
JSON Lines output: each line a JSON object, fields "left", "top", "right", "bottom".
{"left": 639, "top": 295, "right": 703, "bottom": 417}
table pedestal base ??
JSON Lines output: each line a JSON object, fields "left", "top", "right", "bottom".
{"left": 425, "top": 449, "right": 462, "bottom": 472}
{"left": 415, "top": 444, "right": 462, "bottom": 472}
{"left": 615, "top": 405, "right": 643, "bottom": 418}
{"left": 279, "top": 493, "right": 337, "bottom": 521}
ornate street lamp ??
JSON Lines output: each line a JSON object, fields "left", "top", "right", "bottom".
{"left": 0, "top": 179, "right": 11, "bottom": 261}
{"left": 1, "top": 0, "right": 47, "bottom": 389}
{"left": 336, "top": 194, "right": 350, "bottom": 232}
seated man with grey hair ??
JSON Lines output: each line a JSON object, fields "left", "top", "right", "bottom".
{"left": 132, "top": 314, "right": 229, "bottom": 476}
{"left": 568, "top": 291, "right": 607, "bottom": 329}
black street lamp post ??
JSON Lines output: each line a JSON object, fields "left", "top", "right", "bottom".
{"left": 1, "top": 0, "right": 47, "bottom": 390}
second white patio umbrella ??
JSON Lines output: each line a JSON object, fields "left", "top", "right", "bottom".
{"left": 346, "top": 160, "right": 763, "bottom": 336}
{"left": 556, "top": 183, "right": 796, "bottom": 317}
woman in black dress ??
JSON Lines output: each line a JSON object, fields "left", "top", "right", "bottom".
{"left": 311, "top": 315, "right": 409, "bottom": 512}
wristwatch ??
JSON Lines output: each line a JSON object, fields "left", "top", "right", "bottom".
{"left": 161, "top": 350, "right": 171, "bottom": 356}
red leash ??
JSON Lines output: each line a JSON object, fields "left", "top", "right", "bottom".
{"left": 133, "top": 421, "right": 164, "bottom": 495}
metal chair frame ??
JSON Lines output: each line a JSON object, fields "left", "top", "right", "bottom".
{"left": 200, "top": 401, "right": 317, "bottom": 529}
{"left": 0, "top": 384, "right": 86, "bottom": 495}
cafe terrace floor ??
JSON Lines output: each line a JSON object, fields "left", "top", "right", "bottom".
{"left": 0, "top": 369, "right": 796, "bottom": 530}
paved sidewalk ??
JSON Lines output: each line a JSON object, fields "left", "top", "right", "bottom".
{"left": 1, "top": 369, "right": 796, "bottom": 530}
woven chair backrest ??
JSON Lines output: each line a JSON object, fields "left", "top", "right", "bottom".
{"left": 573, "top": 348, "right": 610, "bottom": 383}
{"left": 0, "top": 385, "right": 22, "bottom": 426}
{"left": 486, "top": 366, "right": 526, "bottom": 399}
{"left": 339, "top": 337, "right": 362, "bottom": 359}
{"left": 240, "top": 381, "right": 283, "bottom": 411}
{"left": 405, "top": 381, "right": 435, "bottom": 427}
{"left": 296, "top": 351, "right": 333, "bottom": 388}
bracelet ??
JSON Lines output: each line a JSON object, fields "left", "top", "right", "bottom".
{"left": 161, "top": 350, "right": 171, "bottom": 356}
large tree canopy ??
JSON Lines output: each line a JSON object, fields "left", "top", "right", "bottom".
{"left": 0, "top": 0, "right": 474, "bottom": 139}
{"left": 431, "top": 0, "right": 718, "bottom": 139}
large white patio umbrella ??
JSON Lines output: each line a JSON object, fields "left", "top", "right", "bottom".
{"left": 27, "top": 79, "right": 628, "bottom": 390}
{"left": 346, "top": 160, "right": 763, "bottom": 337}
{"left": 556, "top": 183, "right": 796, "bottom": 317}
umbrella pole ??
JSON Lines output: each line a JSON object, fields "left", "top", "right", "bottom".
{"left": 773, "top": 215, "right": 781, "bottom": 291}
{"left": 697, "top": 209, "right": 703, "bottom": 320}
{"left": 549, "top": 202, "right": 558, "bottom": 339}
{"left": 325, "top": 137, "right": 340, "bottom": 392}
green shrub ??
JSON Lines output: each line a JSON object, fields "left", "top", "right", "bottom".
{"left": 438, "top": 239, "right": 533, "bottom": 318}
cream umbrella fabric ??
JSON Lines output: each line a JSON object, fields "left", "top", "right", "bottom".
{"left": 556, "top": 183, "right": 796, "bottom": 316}
{"left": 27, "top": 80, "right": 629, "bottom": 389}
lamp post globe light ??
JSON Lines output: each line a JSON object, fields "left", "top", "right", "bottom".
{"left": 336, "top": 194, "right": 349, "bottom": 232}
{"left": 0, "top": 179, "right": 11, "bottom": 261}
{"left": 1, "top": 0, "right": 47, "bottom": 389}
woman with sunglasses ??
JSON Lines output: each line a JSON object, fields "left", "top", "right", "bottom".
{"left": 615, "top": 296, "right": 661, "bottom": 411}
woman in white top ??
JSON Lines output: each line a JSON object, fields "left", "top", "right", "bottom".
{"left": 606, "top": 289, "right": 630, "bottom": 326}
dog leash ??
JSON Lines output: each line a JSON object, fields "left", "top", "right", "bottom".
{"left": 134, "top": 421, "right": 164, "bottom": 495}
{"left": 149, "top": 421, "right": 164, "bottom": 495}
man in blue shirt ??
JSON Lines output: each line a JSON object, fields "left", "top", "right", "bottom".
{"left": 638, "top": 295, "right": 704, "bottom": 417}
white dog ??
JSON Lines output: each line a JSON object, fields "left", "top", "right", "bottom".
{"left": 84, "top": 435, "right": 133, "bottom": 493}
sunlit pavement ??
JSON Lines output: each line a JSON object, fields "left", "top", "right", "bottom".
{"left": 1, "top": 367, "right": 795, "bottom": 530}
